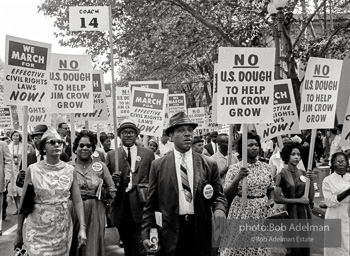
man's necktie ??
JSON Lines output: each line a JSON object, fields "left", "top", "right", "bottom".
{"left": 180, "top": 153, "right": 192, "bottom": 202}
{"left": 127, "top": 147, "right": 131, "bottom": 166}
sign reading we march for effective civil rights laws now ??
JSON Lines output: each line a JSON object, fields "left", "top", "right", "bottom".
{"left": 4, "top": 36, "right": 52, "bottom": 107}
{"left": 50, "top": 53, "right": 93, "bottom": 113}
{"left": 75, "top": 70, "right": 108, "bottom": 121}
{"left": 217, "top": 48, "right": 274, "bottom": 124}
{"left": 129, "top": 87, "right": 167, "bottom": 137}
{"left": 69, "top": 6, "right": 110, "bottom": 31}
{"left": 168, "top": 94, "right": 187, "bottom": 117}
{"left": 255, "top": 79, "right": 300, "bottom": 142}
{"left": 299, "top": 57, "right": 343, "bottom": 130}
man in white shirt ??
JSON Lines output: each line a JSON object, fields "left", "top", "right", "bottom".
{"left": 159, "top": 131, "right": 174, "bottom": 156}
{"left": 210, "top": 133, "right": 239, "bottom": 184}
{"left": 142, "top": 112, "right": 227, "bottom": 256}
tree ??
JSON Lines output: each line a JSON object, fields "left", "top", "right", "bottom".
{"left": 38, "top": 0, "right": 350, "bottom": 110}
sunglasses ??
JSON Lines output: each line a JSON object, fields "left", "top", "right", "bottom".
{"left": 46, "top": 139, "right": 65, "bottom": 146}
{"left": 78, "top": 143, "right": 92, "bottom": 148}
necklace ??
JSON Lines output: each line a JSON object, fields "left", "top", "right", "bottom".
{"left": 77, "top": 160, "right": 92, "bottom": 169}
{"left": 44, "top": 160, "right": 61, "bottom": 167}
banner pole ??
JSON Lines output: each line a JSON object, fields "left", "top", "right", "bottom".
{"left": 22, "top": 106, "right": 28, "bottom": 173}
{"left": 242, "top": 124, "right": 248, "bottom": 206}
{"left": 304, "top": 129, "right": 316, "bottom": 197}
{"left": 85, "top": 120, "right": 89, "bottom": 131}
{"left": 109, "top": 5, "right": 119, "bottom": 177}
{"left": 227, "top": 124, "right": 233, "bottom": 167}
{"left": 97, "top": 124, "right": 101, "bottom": 148}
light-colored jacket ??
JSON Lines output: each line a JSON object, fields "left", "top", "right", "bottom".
{"left": 0, "top": 141, "right": 13, "bottom": 193}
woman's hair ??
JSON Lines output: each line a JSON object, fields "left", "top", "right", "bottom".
{"left": 100, "top": 132, "right": 110, "bottom": 144}
{"left": 73, "top": 130, "right": 97, "bottom": 154}
{"left": 236, "top": 132, "right": 261, "bottom": 157}
{"left": 11, "top": 130, "right": 22, "bottom": 142}
{"left": 280, "top": 141, "right": 303, "bottom": 164}
{"left": 148, "top": 140, "right": 158, "bottom": 151}
{"left": 330, "top": 152, "right": 349, "bottom": 173}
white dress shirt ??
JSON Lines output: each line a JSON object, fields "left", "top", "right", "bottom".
{"left": 211, "top": 141, "right": 217, "bottom": 154}
{"left": 123, "top": 144, "right": 137, "bottom": 192}
{"left": 174, "top": 148, "right": 194, "bottom": 214}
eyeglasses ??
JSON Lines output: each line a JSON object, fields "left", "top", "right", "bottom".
{"left": 62, "top": 127, "right": 70, "bottom": 130}
{"left": 46, "top": 139, "right": 65, "bottom": 146}
{"left": 121, "top": 131, "right": 135, "bottom": 136}
{"left": 334, "top": 160, "right": 347, "bottom": 165}
{"left": 78, "top": 143, "right": 92, "bottom": 148}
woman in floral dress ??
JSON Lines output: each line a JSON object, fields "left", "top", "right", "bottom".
{"left": 220, "top": 132, "right": 275, "bottom": 256}
{"left": 14, "top": 128, "right": 86, "bottom": 255}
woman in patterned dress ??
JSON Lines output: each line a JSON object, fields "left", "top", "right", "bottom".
{"left": 274, "top": 141, "right": 314, "bottom": 256}
{"left": 220, "top": 132, "right": 275, "bottom": 256}
{"left": 69, "top": 130, "right": 117, "bottom": 256}
{"left": 14, "top": 128, "right": 87, "bottom": 255}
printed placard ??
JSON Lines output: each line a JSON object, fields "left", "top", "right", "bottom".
{"left": 18, "top": 106, "right": 51, "bottom": 126}
{"left": 168, "top": 94, "right": 186, "bottom": 117}
{"left": 4, "top": 35, "right": 52, "bottom": 107}
{"left": 129, "top": 88, "right": 167, "bottom": 137}
{"left": 299, "top": 57, "right": 343, "bottom": 130}
{"left": 187, "top": 107, "right": 206, "bottom": 129}
{"left": 75, "top": 70, "right": 108, "bottom": 121}
{"left": 69, "top": 6, "right": 110, "bottom": 31}
{"left": 255, "top": 80, "right": 300, "bottom": 142}
{"left": 205, "top": 110, "right": 220, "bottom": 131}
{"left": 339, "top": 100, "right": 350, "bottom": 148}
{"left": 103, "top": 83, "right": 113, "bottom": 123}
{"left": 50, "top": 53, "right": 93, "bottom": 113}
{"left": 212, "top": 63, "right": 218, "bottom": 123}
{"left": 116, "top": 87, "right": 130, "bottom": 125}
{"left": 217, "top": 47, "right": 275, "bottom": 124}
{"left": 0, "top": 107, "right": 14, "bottom": 129}
{"left": 128, "top": 81, "right": 161, "bottom": 91}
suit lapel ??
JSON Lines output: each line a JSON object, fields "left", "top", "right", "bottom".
{"left": 168, "top": 152, "right": 178, "bottom": 194}
{"left": 193, "top": 152, "right": 201, "bottom": 201}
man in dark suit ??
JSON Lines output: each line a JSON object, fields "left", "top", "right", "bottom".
{"left": 57, "top": 122, "right": 72, "bottom": 160}
{"left": 203, "top": 131, "right": 218, "bottom": 156}
{"left": 142, "top": 112, "right": 227, "bottom": 256}
{"left": 106, "top": 119, "right": 154, "bottom": 256}
{"left": 16, "top": 124, "right": 69, "bottom": 187}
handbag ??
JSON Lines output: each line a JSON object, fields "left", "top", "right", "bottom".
{"left": 19, "top": 183, "right": 35, "bottom": 216}
{"left": 266, "top": 210, "right": 289, "bottom": 219}
{"left": 14, "top": 244, "right": 28, "bottom": 256}
{"left": 137, "top": 183, "right": 149, "bottom": 204}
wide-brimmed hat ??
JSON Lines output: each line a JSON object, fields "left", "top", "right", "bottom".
{"left": 41, "top": 127, "right": 60, "bottom": 141}
{"left": 31, "top": 124, "right": 48, "bottom": 137}
{"left": 193, "top": 136, "right": 204, "bottom": 145}
{"left": 165, "top": 112, "right": 198, "bottom": 136}
{"left": 117, "top": 119, "right": 140, "bottom": 137}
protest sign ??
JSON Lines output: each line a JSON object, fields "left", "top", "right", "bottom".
{"left": 129, "top": 88, "right": 167, "bottom": 137}
{"left": 168, "top": 94, "right": 186, "bottom": 117}
{"left": 18, "top": 106, "right": 51, "bottom": 126}
{"left": 4, "top": 36, "right": 52, "bottom": 107}
{"left": 339, "top": 100, "right": 350, "bottom": 148}
{"left": 50, "top": 53, "right": 93, "bottom": 113}
{"left": 217, "top": 48, "right": 274, "bottom": 124}
{"left": 255, "top": 79, "right": 300, "bottom": 142}
{"left": 187, "top": 107, "right": 206, "bottom": 129}
{"left": 116, "top": 87, "right": 130, "bottom": 125}
{"left": 205, "top": 111, "right": 220, "bottom": 131}
{"left": 336, "top": 57, "right": 350, "bottom": 122}
{"left": 0, "top": 107, "right": 14, "bottom": 129}
{"left": 299, "top": 57, "right": 343, "bottom": 130}
{"left": 69, "top": 6, "right": 110, "bottom": 31}
{"left": 103, "top": 83, "right": 113, "bottom": 123}
{"left": 128, "top": 81, "right": 161, "bottom": 91}
{"left": 75, "top": 70, "right": 108, "bottom": 121}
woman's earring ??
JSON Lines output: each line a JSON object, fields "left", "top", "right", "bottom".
{"left": 43, "top": 150, "right": 46, "bottom": 153}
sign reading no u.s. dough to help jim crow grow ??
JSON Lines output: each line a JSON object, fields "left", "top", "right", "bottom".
{"left": 217, "top": 47, "right": 275, "bottom": 124}
{"left": 50, "top": 53, "right": 93, "bottom": 113}
{"left": 4, "top": 35, "right": 52, "bottom": 107}
{"left": 299, "top": 57, "right": 343, "bottom": 130}
{"left": 129, "top": 87, "right": 167, "bottom": 137}
{"left": 255, "top": 79, "right": 300, "bottom": 142}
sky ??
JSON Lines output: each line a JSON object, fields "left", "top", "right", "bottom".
{"left": 0, "top": 0, "right": 111, "bottom": 82}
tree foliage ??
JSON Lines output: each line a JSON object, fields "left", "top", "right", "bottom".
{"left": 37, "top": 0, "right": 350, "bottom": 109}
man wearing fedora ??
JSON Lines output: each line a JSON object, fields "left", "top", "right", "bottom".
{"left": 16, "top": 124, "right": 69, "bottom": 187}
{"left": 142, "top": 112, "right": 227, "bottom": 256}
{"left": 106, "top": 119, "right": 154, "bottom": 256}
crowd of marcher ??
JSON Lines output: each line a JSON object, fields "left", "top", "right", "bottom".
{"left": 0, "top": 113, "right": 349, "bottom": 256}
